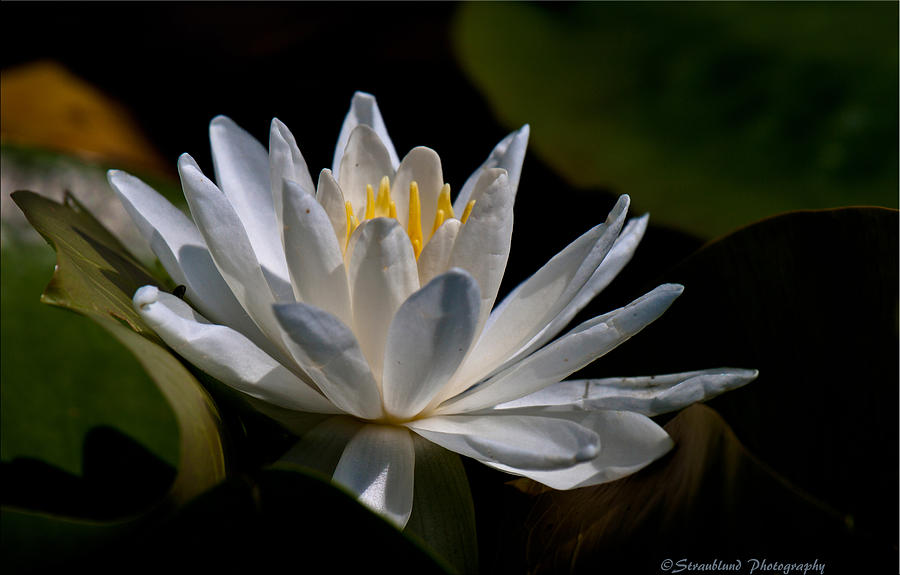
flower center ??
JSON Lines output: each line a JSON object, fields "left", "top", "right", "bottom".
{"left": 343, "top": 176, "right": 475, "bottom": 259}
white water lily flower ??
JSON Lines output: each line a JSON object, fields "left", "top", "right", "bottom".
{"left": 109, "top": 92, "right": 757, "bottom": 528}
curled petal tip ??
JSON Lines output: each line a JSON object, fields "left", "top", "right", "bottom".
{"left": 133, "top": 285, "right": 160, "bottom": 311}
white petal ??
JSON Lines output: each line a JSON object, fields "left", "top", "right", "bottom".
{"left": 333, "top": 424, "right": 415, "bottom": 528}
{"left": 407, "top": 414, "right": 598, "bottom": 471}
{"left": 390, "top": 147, "right": 444, "bottom": 236}
{"left": 178, "top": 154, "right": 293, "bottom": 347}
{"left": 458, "top": 195, "right": 630, "bottom": 387}
{"left": 447, "top": 168, "right": 514, "bottom": 339}
{"left": 269, "top": 118, "right": 314, "bottom": 247}
{"left": 338, "top": 125, "right": 395, "bottom": 221}
{"left": 332, "top": 91, "right": 400, "bottom": 174}
{"left": 497, "top": 368, "right": 759, "bottom": 416}
{"left": 279, "top": 416, "right": 364, "bottom": 475}
{"left": 315, "top": 169, "right": 348, "bottom": 251}
{"left": 454, "top": 125, "right": 529, "bottom": 214}
{"left": 346, "top": 218, "right": 419, "bottom": 383}
{"left": 515, "top": 214, "right": 649, "bottom": 363}
{"left": 382, "top": 270, "right": 481, "bottom": 420}
{"left": 282, "top": 180, "right": 353, "bottom": 327}
{"left": 273, "top": 302, "right": 383, "bottom": 420}
{"left": 107, "top": 170, "right": 264, "bottom": 344}
{"left": 417, "top": 219, "right": 460, "bottom": 286}
{"left": 484, "top": 410, "right": 673, "bottom": 489}
{"left": 133, "top": 286, "right": 337, "bottom": 414}
{"left": 439, "top": 284, "right": 684, "bottom": 413}
{"left": 209, "top": 116, "right": 291, "bottom": 298}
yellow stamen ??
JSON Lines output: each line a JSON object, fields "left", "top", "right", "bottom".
{"left": 460, "top": 200, "right": 476, "bottom": 224}
{"left": 345, "top": 201, "right": 359, "bottom": 245}
{"left": 437, "top": 184, "right": 454, "bottom": 219}
{"left": 431, "top": 209, "right": 445, "bottom": 237}
{"left": 429, "top": 183, "right": 453, "bottom": 239}
{"left": 339, "top": 175, "right": 463, "bottom": 260}
{"left": 364, "top": 184, "right": 375, "bottom": 220}
{"left": 376, "top": 176, "right": 392, "bottom": 217}
{"left": 407, "top": 181, "right": 423, "bottom": 259}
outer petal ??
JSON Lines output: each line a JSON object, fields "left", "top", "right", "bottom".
{"left": 484, "top": 410, "right": 673, "bottom": 489}
{"left": 333, "top": 424, "right": 415, "bottom": 528}
{"left": 454, "top": 125, "right": 529, "bottom": 214}
{"left": 382, "top": 269, "right": 481, "bottom": 420}
{"left": 447, "top": 168, "right": 513, "bottom": 340}
{"left": 315, "top": 168, "right": 348, "bottom": 251}
{"left": 513, "top": 214, "right": 649, "bottom": 364}
{"left": 133, "top": 286, "right": 337, "bottom": 414}
{"left": 178, "top": 154, "right": 293, "bottom": 345}
{"left": 209, "top": 116, "right": 291, "bottom": 295}
{"left": 269, "top": 118, "right": 315, "bottom": 245}
{"left": 338, "top": 125, "right": 396, "bottom": 220}
{"left": 274, "top": 302, "right": 383, "bottom": 420}
{"left": 438, "top": 284, "right": 684, "bottom": 413}
{"left": 497, "top": 368, "right": 759, "bottom": 416}
{"left": 107, "top": 170, "right": 264, "bottom": 345}
{"left": 417, "top": 219, "right": 460, "bottom": 286}
{"left": 346, "top": 218, "right": 419, "bottom": 383}
{"left": 456, "top": 195, "right": 630, "bottom": 387}
{"left": 282, "top": 180, "right": 353, "bottom": 327}
{"left": 332, "top": 91, "right": 400, "bottom": 174}
{"left": 406, "top": 414, "right": 598, "bottom": 471}
{"left": 390, "top": 147, "right": 444, "bottom": 237}
{"left": 279, "top": 415, "right": 365, "bottom": 476}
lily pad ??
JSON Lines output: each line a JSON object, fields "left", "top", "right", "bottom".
{"left": 0, "top": 241, "right": 178, "bottom": 478}
{"left": 454, "top": 2, "right": 898, "bottom": 238}
{"left": 11, "top": 189, "right": 227, "bottom": 503}
{"left": 503, "top": 405, "right": 891, "bottom": 574}
{"left": 4, "top": 191, "right": 226, "bottom": 569}
{"left": 110, "top": 468, "right": 451, "bottom": 574}
{"left": 578, "top": 207, "right": 898, "bottom": 565}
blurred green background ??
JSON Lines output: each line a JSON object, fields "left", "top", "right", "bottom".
{"left": 455, "top": 2, "right": 897, "bottom": 237}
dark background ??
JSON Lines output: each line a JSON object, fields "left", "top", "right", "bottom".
{"left": 2, "top": 3, "right": 500, "bottom": 192}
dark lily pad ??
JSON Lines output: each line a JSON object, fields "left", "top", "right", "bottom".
{"left": 501, "top": 405, "right": 892, "bottom": 574}
{"left": 571, "top": 207, "right": 898, "bottom": 569}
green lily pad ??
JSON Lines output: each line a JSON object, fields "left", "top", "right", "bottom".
{"left": 0, "top": 241, "right": 178, "bottom": 478}
{"left": 3, "top": 191, "right": 227, "bottom": 570}
{"left": 454, "top": 2, "right": 898, "bottom": 238}
{"left": 11, "top": 190, "right": 226, "bottom": 504}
